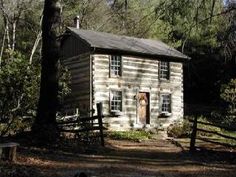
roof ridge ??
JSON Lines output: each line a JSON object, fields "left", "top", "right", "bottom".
{"left": 66, "top": 27, "right": 190, "bottom": 60}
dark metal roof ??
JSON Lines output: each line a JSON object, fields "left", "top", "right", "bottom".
{"left": 68, "top": 27, "right": 190, "bottom": 61}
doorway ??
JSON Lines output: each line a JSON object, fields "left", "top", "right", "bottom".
{"left": 137, "top": 92, "right": 150, "bottom": 124}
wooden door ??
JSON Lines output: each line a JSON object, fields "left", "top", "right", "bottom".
{"left": 138, "top": 92, "right": 149, "bottom": 124}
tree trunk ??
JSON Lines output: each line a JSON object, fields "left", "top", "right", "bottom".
{"left": 0, "top": 23, "right": 7, "bottom": 66}
{"left": 29, "top": 31, "right": 42, "bottom": 65}
{"left": 29, "top": 15, "right": 43, "bottom": 65}
{"left": 5, "top": 20, "right": 11, "bottom": 50}
{"left": 12, "top": 21, "right": 16, "bottom": 52}
{"left": 32, "top": 0, "right": 61, "bottom": 143}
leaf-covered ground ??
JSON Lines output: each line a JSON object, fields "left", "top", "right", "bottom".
{"left": 1, "top": 137, "right": 236, "bottom": 177}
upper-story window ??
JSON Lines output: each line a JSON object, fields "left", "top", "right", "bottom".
{"left": 110, "top": 55, "right": 122, "bottom": 77}
{"left": 159, "top": 61, "right": 170, "bottom": 80}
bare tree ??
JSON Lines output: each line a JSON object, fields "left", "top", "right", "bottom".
{"left": 29, "top": 15, "right": 43, "bottom": 65}
{"left": 0, "top": 0, "right": 36, "bottom": 52}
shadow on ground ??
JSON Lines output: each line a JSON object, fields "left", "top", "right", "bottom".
{"left": 5, "top": 138, "right": 234, "bottom": 177}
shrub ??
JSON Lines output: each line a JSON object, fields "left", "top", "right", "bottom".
{"left": 0, "top": 51, "right": 40, "bottom": 137}
{"left": 220, "top": 79, "right": 236, "bottom": 126}
{"left": 167, "top": 119, "right": 191, "bottom": 138}
{"left": 0, "top": 51, "right": 71, "bottom": 137}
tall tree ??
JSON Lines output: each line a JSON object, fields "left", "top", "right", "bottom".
{"left": 32, "top": 0, "right": 61, "bottom": 143}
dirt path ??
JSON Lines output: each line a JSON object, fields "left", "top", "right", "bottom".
{"left": 2, "top": 138, "right": 236, "bottom": 177}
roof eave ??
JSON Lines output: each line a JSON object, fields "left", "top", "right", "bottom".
{"left": 91, "top": 47, "right": 190, "bottom": 62}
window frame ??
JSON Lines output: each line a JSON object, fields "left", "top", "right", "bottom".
{"left": 159, "top": 61, "right": 170, "bottom": 80}
{"left": 160, "top": 94, "right": 172, "bottom": 116}
{"left": 109, "top": 89, "right": 123, "bottom": 114}
{"left": 109, "top": 55, "right": 122, "bottom": 78}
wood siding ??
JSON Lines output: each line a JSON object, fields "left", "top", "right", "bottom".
{"left": 61, "top": 53, "right": 91, "bottom": 115}
{"left": 92, "top": 54, "right": 183, "bottom": 130}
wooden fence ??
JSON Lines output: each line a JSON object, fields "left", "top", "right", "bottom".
{"left": 189, "top": 116, "right": 236, "bottom": 151}
{"left": 57, "top": 103, "right": 106, "bottom": 146}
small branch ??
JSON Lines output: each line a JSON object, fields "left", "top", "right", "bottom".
{"left": 29, "top": 14, "right": 43, "bottom": 65}
{"left": 196, "top": 6, "right": 236, "bottom": 27}
{"left": 10, "top": 94, "right": 24, "bottom": 113}
{"left": 29, "top": 31, "right": 42, "bottom": 65}
{"left": 180, "top": 5, "right": 236, "bottom": 53}
{"left": 210, "top": 0, "right": 216, "bottom": 23}
{"left": 0, "top": 117, "right": 14, "bottom": 137}
{"left": 181, "top": 37, "right": 188, "bottom": 53}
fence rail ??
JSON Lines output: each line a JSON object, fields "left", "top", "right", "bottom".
{"left": 191, "top": 119, "right": 236, "bottom": 132}
{"left": 189, "top": 116, "right": 236, "bottom": 151}
{"left": 57, "top": 116, "right": 100, "bottom": 125}
{"left": 57, "top": 103, "right": 106, "bottom": 146}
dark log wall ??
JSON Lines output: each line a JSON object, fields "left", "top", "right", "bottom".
{"left": 61, "top": 34, "right": 90, "bottom": 59}
{"left": 61, "top": 35, "right": 92, "bottom": 115}
{"left": 61, "top": 54, "right": 91, "bottom": 115}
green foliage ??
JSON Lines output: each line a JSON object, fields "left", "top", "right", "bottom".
{"left": 220, "top": 79, "right": 236, "bottom": 125}
{"left": 221, "top": 79, "right": 236, "bottom": 106}
{"left": 167, "top": 119, "right": 191, "bottom": 138}
{"left": 61, "top": 0, "right": 162, "bottom": 38}
{"left": 0, "top": 51, "right": 71, "bottom": 137}
{"left": 0, "top": 1, "right": 43, "bottom": 58}
{"left": 155, "top": 0, "right": 224, "bottom": 48}
{"left": 58, "top": 62, "right": 71, "bottom": 109}
{"left": 61, "top": 0, "right": 111, "bottom": 31}
{"left": 0, "top": 51, "right": 40, "bottom": 136}
{"left": 16, "top": 2, "right": 43, "bottom": 58}
{"left": 61, "top": 0, "right": 225, "bottom": 50}
{"left": 109, "top": 130, "right": 152, "bottom": 141}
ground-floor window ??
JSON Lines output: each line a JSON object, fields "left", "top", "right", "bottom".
{"left": 160, "top": 94, "right": 171, "bottom": 115}
{"left": 110, "top": 90, "right": 122, "bottom": 113}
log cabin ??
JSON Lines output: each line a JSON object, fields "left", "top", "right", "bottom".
{"left": 60, "top": 26, "right": 189, "bottom": 130}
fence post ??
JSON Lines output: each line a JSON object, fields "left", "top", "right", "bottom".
{"left": 190, "top": 116, "right": 198, "bottom": 152}
{"left": 97, "top": 102, "right": 105, "bottom": 147}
